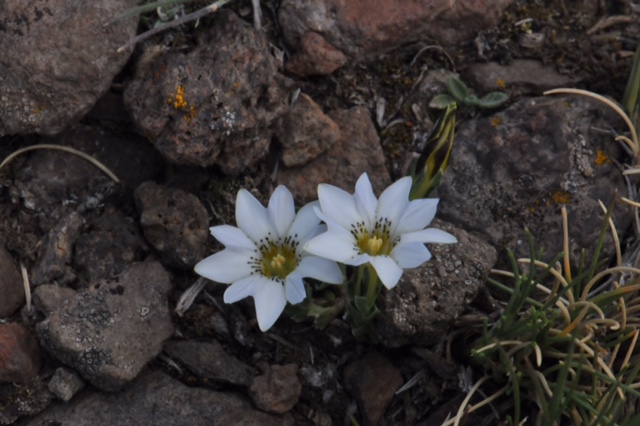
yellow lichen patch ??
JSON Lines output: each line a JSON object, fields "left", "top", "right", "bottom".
{"left": 496, "top": 79, "right": 507, "bottom": 90}
{"left": 183, "top": 105, "right": 197, "bottom": 122}
{"left": 551, "top": 191, "right": 571, "bottom": 205}
{"left": 167, "top": 85, "right": 188, "bottom": 110}
{"left": 33, "top": 102, "right": 45, "bottom": 115}
{"left": 173, "top": 85, "right": 188, "bottom": 109}
{"left": 595, "top": 150, "right": 609, "bottom": 166}
{"left": 490, "top": 116, "right": 502, "bottom": 127}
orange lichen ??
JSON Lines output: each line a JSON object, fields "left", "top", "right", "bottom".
{"left": 551, "top": 191, "right": 571, "bottom": 204}
{"left": 490, "top": 116, "right": 502, "bottom": 127}
{"left": 595, "top": 150, "right": 609, "bottom": 166}
{"left": 183, "top": 105, "right": 197, "bottom": 122}
{"left": 496, "top": 79, "right": 507, "bottom": 90}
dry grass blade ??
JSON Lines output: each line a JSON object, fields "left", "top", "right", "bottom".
{"left": 20, "top": 262, "right": 31, "bottom": 313}
{"left": 0, "top": 144, "right": 120, "bottom": 183}
{"left": 116, "top": 0, "right": 234, "bottom": 52}
{"left": 544, "top": 88, "right": 639, "bottom": 156}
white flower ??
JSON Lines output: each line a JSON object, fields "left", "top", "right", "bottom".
{"left": 304, "top": 173, "right": 457, "bottom": 290}
{"left": 195, "top": 186, "right": 344, "bottom": 331}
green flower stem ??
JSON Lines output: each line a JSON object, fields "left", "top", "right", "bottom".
{"left": 365, "top": 264, "right": 381, "bottom": 310}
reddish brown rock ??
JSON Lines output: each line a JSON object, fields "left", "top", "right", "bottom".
{"left": 279, "top": 0, "right": 514, "bottom": 62}
{"left": 0, "top": 247, "right": 24, "bottom": 318}
{"left": 0, "top": 323, "right": 42, "bottom": 382}
{"left": 249, "top": 364, "right": 302, "bottom": 414}
{"left": 343, "top": 351, "right": 403, "bottom": 425}
{"left": 275, "top": 93, "right": 341, "bottom": 167}
{"left": 125, "top": 11, "right": 291, "bottom": 174}
{"left": 0, "top": 0, "right": 138, "bottom": 136}
{"left": 277, "top": 106, "right": 390, "bottom": 203}
{"left": 285, "top": 32, "right": 348, "bottom": 77}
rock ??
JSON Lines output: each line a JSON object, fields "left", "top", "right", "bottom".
{"left": 277, "top": 106, "right": 390, "bottom": 203}
{"left": 343, "top": 351, "right": 403, "bottom": 426}
{"left": 47, "top": 367, "right": 85, "bottom": 402}
{"left": 279, "top": 0, "right": 514, "bottom": 63}
{"left": 464, "top": 60, "right": 576, "bottom": 95}
{"left": 30, "top": 212, "right": 84, "bottom": 287}
{"left": 285, "top": 32, "right": 348, "bottom": 77}
{"left": 378, "top": 220, "right": 497, "bottom": 347}
{"left": 0, "top": 246, "right": 24, "bottom": 318}
{"left": 74, "top": 206, "right": 149, "bottom": 285}
{"left": 21, "top": 370, "right": 290, "bottom": 426}
{"left": 274, "top": 93, "right": 341, "bottom": 167}
{"left": 0, "top": 323, "right": 42, "bottom": 383}
{"left": 249, "top": 364, "right": 302, "bottom": 414}
{"left": 134, "top": 181, "right": 209, "bottom": 270}
{"left": 0, "top": 377, "right": 52, "bottom": 425}
{"left": 8, "top": 123, "right": 154, "bottom": 238}
{"left": 34, "top": 261, "right": 174, "bottom": 391}
{"left": 437, "top": 95, "right": 632, "bottom": 265}
{"left": 0, "top": 0, "right": 138, "bottom": 136}
{"left": 124, "top": 11, "right": 291, "bottom": 174}
{"left": 163, "top": 339, "right": 253, "bottom": 387}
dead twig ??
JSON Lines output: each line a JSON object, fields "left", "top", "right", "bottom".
{"left": 116, "top": 0, "right": 233, "bottom": 53}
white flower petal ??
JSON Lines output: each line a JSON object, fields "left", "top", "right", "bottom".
{"left": 223, "top": 275, "right": 260, "bottom": 303}
{"left": 284, "top": 275, "right": 307, "bottom": 304}
{"left": 401, "top": 228, "right": 458, "bottom": 244}
{"left": 343, "top": 253, "right": 370, "bottom": 266}
{"left": 236, "top": 189, "right": 274, "bottom": 243}
{"left": 295, "top": 256, "right": 344, "bottom": 284}
{"left": 313, "top": 207, "right": 354, "bottom": 239}
{"left": 369, "top": 255, "right": 404, "bottom": 289}
{"left": 304, "top": 232, "right": 358, "bottom": 262}
{"left": 318, "top": 183, "right": 362, "bottom": 231}
{"left": 395, "top": 198, "right": 439, "bottom": 235}
{"left": 289, "top": 201, "right": 323, "bottom": 245}
{"left": 376, "top": 177, "right": 412, "bottom": 234}
{"left": 210, "top": 225, "right": 256, "bottom": 251}
{"left": 194, "top": 249, "right": 254, "bottom": 284}
{"left": 253, "top": 279, "right": 287, "bottom": 331}
{"left": 354, "top": 173, "right": 377, "bottom": 229}
{"left": 268, "top": 186, "right": 296, "bottom": 239}
{"left": 391, "top": 242, "right": 432, "bottom": 268}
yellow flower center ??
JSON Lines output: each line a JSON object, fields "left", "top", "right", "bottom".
{"left": 260, "top": 242, "right": 298, "bottom": 280}
{"left": 353, "top": 218, "right": 396, "bottom": 256}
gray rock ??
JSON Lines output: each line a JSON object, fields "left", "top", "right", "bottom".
{"left": 378, "top": 220, "right": 497, "bottom": 347}
{"left": 0, "top": 246, "right": 24, "bottom": 318}
{"left": 274, "top": 93, "right": 341, "bottom": 167}
{"left": 0, "top": 323, "right": 42, "bottom": 383}
{"left": 164, "top": 339, "right": 253, "bottom": 387}
{"left": 0, "top": 0, "right": 138, "bottom": 136}
{"left": 277, "top": 106, "right": 390, "bottom": 204}
{"left": 34, "top": 261, "right": 174, "bottom": 391}
{"left": 464, "top": 60, "right": 576, "bottom": 95}
{"left": 31, "top": 212, "right": 84, "bottom": 287}
{"left": 279, "top": 0, "right": 514, "bottom": 62}
{"left": 343, "top": 351, "right": 403, "bottom": 426}
{"left": 249, "top": 364, "right": 302, "bottom": 414}
{"left": 135, "top": 181, "right": 209, "bottom": 270}
{"left": 47, "top": 367, "right": 84, "bottom": 402}
{"left": 74, "top": 207, "right": 149, "bottom": 285}
{"left": 437, "top": 95, "right": 632, "bottom": 265}
{"left": 124, "top": 11, "right": 291, "bottom": 174}
{"left": 20, "top": 370, "right": 290, "bottom": 426}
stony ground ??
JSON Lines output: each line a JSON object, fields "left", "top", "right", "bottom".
{"left": 0, "top": 0, "right": 639, "bottom": 425}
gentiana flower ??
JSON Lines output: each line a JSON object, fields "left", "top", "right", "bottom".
{"left": 304, "top": 173, "right": 457, "bottom": 289}
{"left": 195, "top": 186, "right": 343, "bottom": 331}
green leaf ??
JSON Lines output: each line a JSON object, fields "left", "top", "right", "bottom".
{"left": 446, "top": 76, "right": 469, "bottom": 101}
{"left": 476, "top": 91, "right": 509, "bottom": 108}
{"left": 429, "top": 94, "right": 455, "bottom": 109}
